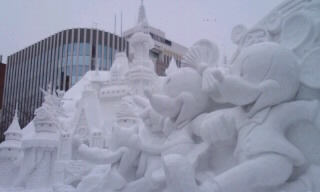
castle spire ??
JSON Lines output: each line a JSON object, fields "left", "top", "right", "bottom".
{"left": 13, "top": 103, "right": 19, "bottom": 120}
{"left": 4, "top": 104, "right": 22, "bottom": 140}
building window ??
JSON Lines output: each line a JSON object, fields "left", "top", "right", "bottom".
{"left": 72, "top": 76, "right": 77, "bottom": 85}
{"left": 72, "top": 66, "right": 77, "bottom": 76}
{"left": 79, "top": 43, "right": 84, "bottom": 56}
{"left": 109, "top": 47, "right": 113, "bottom": 68}
{"left": 79, "top": 56, "right": 83, "bottom": 65}
{"left": 85, "top": 43, "right": 90, "bottom": 56}
{"left": 85, "top": 56, "right": 90, "bottom": 66}
{"left": 67, "top": 57, "right": 72, "bottom": 66}
{"left": 67, "top": 43, "right": 72, "bottom": 56}
{"left": 72, "top": 56, "right": 77, "bottom": 65}
{"left": 73, "top": 43, "right": 78, "bottom": 55}
{"left": 62, "top": 44, "right": 67, "bottom": 56}
{"left": 78, "top": 65, "right": 83, "bottom": 76}
{"left": 84, "top": 65, "right": 89, "bottom": 73}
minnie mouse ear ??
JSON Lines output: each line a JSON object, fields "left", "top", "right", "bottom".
{"left": 181, "top": 39, "right": 219, "bottom": 71}
{"left": 299, "top": 47, "right": 320, "bottom": 89}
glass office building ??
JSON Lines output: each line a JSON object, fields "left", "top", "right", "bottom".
{"left": 1, "top": 28, "right": 128, "bottom": 138}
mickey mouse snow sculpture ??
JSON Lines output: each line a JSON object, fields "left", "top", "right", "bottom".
{"left": 197, "top": 42, "right": 320, "bottom": 192}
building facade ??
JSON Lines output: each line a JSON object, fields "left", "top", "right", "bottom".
{"left": 0, "top": 60, "right": 6, "bottom": 133}
{"left": 1, "top": 28, "right": 128, "bottom": 138}
{"left": 123, "top": 1, "right": 187, "bottom": 76}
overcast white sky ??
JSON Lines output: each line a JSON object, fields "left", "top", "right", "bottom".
{"left": 0, "top": 0, "right": 284, "bottom": 63}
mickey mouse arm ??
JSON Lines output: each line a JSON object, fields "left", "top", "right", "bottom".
{"left": 77, "top": 144, "right": 126, "bottom": 165}
{"left": 270, "top": 100, "right": 320, "bottom": 131}
{"left": 197, "top": 109, "right": 236, "bottom": 143}
{"left": 139, "top": 140, "right": 163, "bottom": 155}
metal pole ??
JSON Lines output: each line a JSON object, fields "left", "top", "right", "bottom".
{"left": 114, "top": 15, "right": 117, "bottom": 35}
{"left": 121, "top": 12, "right": 123, "bottom": 37}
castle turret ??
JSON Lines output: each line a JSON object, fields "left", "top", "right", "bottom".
{"left": 89, "top": 60, "right": 104, "bottom": 95}
{"left": 100, "top": 52, "right": 130, "bottom": 100}
{"left": 15, "top": 87, "right": 60, "bottom": 190}
{"left": 127, "top": 32, "right": 157, "bottom": 95}
{"left": 72, "top": 83, "right": 103, "bottom": 147}
{"left": 58, "top": 131, "right": 72, "bottom": 161}
{"left": 0, "top": 106, "right": 22, "bottom": 156}
{"left": 0, "top": 107, "right": 22, "bottom": 187}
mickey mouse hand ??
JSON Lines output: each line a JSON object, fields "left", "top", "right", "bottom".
{"left": 140, "top": 107, "right": 164, "bottom": 133}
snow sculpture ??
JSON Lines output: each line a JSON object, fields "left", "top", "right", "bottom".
{"left": 161, "top": 1, "right": 320, "bottom": 190}
{"left": 100, "top": 52, "right": 130, "bottom": 100}
{"left": 58, "top": 131, "right": 72, "bottom": 161}
{"left": 54, "top": 83, "right": 102, "bottom": 188}
{"left": 69, "top": 97, "right": 142, "bottom": 192}
{"left": 110, "top": 52, "right": 129, "bottom": 79}
{"left": 230, "top": 25, "right": 248, "bottom": 46}
{"left": 127, "top": 32, "right": 157, "bottom": 95}
{"left": 200, "top": 42, "right": 320, "bottom": 192}
{"left": 280, "top": 2, "right": 320, "bottom": 58}
{"left": 132, "top": 40, "right": 219, "bottom": 192}
{"left": 230, "top": 0, "right": 320, "bottom": 64}
{"left": 0, "top": 106, "right": 22, "bottom": 188}
{"left": 167, "top": 42, "right": 320, "bottom": 192}
{"left": 110, "top": 98, "right": 140, "bottom": 150}
{"left": 15, "top": 85, "right": 60, "bottom": 190}
{"left": 89, "top": 63, "right": 103, "bottom": 95}
{"left": 1, "top": 1, "right": 320, "bottom": 192}
{"left": 72, "top": 84, "right": 103, "bottom": 146}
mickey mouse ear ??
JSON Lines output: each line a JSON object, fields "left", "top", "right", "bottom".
{"left": 281, "top": 12, "right": 315, "bottom": 52}
{"left": 231, "top": 25, "right": 247, "bottom": 45}
{"left": 299, "top": 47, "right": 320, "bottom": 89}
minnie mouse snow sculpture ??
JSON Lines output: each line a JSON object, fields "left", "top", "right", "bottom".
{"left": 133, "top": 40, "right": 222, "bottom": 192}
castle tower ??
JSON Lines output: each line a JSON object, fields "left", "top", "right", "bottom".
{"left": 0, "top": 107, "right": 22, "bottom": 187}
{"left": 100, "top": 52, "right": 130, "bottom": 100}
{"left": 72, "top": 83, "right": 103, "bottom": 147}
{"left": 58, "top": 131, "right": 72, "bottom": 161}
{"left": 15, "top": 88, "right": 60, "bottom": 190}
{"left": 90, "top": 59, "right": 103, "bottom": 95}
{"left": 127, "top": 32, "right": 157, "bottom": 96}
